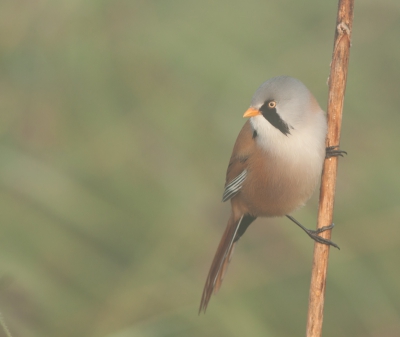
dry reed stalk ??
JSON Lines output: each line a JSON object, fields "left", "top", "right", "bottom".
{"left": 306, "top": 1, "right": 355, "bottom": 336}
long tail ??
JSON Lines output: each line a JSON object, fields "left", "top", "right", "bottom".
{"left": 199, "top": 213, "right": 256, "bottom": 313}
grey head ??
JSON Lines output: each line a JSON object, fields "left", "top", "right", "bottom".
{"left": 249, "top": 76, "right": 322, "bottom": 136}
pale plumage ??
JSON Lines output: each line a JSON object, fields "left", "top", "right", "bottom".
{"left": 200, "top": 76, "right": 341, "bottom": 313}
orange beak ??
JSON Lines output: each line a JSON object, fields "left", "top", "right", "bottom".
{"left": 243, "top": 107, "right": 261, "bottom": 118}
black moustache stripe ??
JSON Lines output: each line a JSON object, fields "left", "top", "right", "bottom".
{"left": 259, "top": 103, "right": 291, "bottom": 136}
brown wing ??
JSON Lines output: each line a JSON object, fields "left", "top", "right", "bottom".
{"left": 226, "top": 120, "right": 255, "bottom": 183}
{"left": 223, "top": 120, "right": 255, "bottom": 201}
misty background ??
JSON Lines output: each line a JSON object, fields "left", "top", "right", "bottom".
{"left": 1, "top": 1, "right": 400, "bottom": 336}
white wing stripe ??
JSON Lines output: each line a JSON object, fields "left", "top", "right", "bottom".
{"left": 222, "top": 170, "right": 247, "bottom": 202}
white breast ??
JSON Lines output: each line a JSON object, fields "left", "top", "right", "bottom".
{"left": 246, "top": 112, "right": 327, "bottom": 215}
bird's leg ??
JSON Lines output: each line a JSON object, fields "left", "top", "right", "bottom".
{"left": 326, "top": 145, "right": 347, "bottom": 159}
{"left": 286, "top": 215, "right": 340, "bottom": 249}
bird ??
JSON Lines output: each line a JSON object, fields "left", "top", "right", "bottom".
{"left": 199, "top": 76, "right": 345, "bottom": 313}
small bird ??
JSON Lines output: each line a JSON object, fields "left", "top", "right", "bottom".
{"left": 199, "top": 76, "right": 344, "bottom": 313}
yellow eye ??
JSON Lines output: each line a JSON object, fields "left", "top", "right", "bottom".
{"left": 268, "top": 101, "right": 276, "bottom": 109}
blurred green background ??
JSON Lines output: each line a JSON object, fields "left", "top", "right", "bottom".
{"left": 1, "top": 0, "right": 400, "bottom": 336}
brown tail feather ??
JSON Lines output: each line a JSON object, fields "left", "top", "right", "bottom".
{"left": 199, "top": 214, "right": 243, "bottom": 314}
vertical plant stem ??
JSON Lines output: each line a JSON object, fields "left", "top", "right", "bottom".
{"left": 306, "top": 1, "right": 354, "bottom": 336}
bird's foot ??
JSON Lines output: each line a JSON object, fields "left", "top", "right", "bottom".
{"left": 326, "top": 145, "right": 347, "bottom": 159}
{"left": 286, "top": 215, "right": 340, "bottom": 250}
{"left": 304, "top": 223, "right": 340, "bottom": 249}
